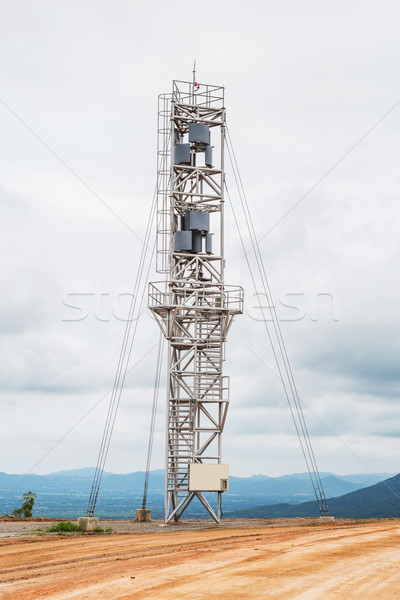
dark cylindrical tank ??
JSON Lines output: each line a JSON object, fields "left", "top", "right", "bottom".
{"left": 191, "top": 231, "right": 203, "bottom": 253}
{"left": 206, "top": 233, "right": 213, "bottom": 254}
{"left": 174, "top": 231, "right": 192, "bottom": 252}
{"left": 174, "top": 143, "right": 191, "bottom": 165}
{"left": 189, "top": 123, "right": 210, "bottom": 148}
{"left": 205, "top": 145, "right": 213, "bottom": 167}
{"left": 185, "top": 210, "right": 209, "bottom": 232}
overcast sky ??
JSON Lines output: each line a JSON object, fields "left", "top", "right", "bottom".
{"left": 1, "top": 0, "right": 399, "bottom": 479}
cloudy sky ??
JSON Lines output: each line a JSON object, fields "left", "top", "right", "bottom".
{"left": 1, "top": 0, "right": 399, "bottom": 480}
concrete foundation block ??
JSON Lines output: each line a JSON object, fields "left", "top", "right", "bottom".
{"left": 318, "top": 516, "right": 335, "bottom": 523}
{"left": 77, "top": 517, "right": 100, "bottom": 532}
{"left": 136, "top": 509, "right": 151, "bottom": 522}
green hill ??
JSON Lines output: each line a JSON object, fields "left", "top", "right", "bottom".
{"left": 226, "top": 473, "right": 400, "bottom": 519}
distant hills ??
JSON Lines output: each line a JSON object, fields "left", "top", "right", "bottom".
{"left": 226, "top": 473, "right": 400, "bottom": 519}
{"left": 0, "top": 468, "right": 397, "bottom": 519}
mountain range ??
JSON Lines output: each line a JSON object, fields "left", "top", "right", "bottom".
{"left": 0, "top": 468, "right": 397, "bottom": 519}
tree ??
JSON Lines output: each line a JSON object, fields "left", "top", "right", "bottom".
{"left": 12, "top": 491, "right": 37, "bottom": 517}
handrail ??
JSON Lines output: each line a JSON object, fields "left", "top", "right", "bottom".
{"left": 149, "top": 282, "right": 244, "bottom": 313}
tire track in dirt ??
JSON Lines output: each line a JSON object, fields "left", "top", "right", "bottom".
{"left": 0, "top": 521, "right": 399, "bottom": 599}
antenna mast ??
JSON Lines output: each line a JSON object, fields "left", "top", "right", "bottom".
{"left": 149, "top": 78, "right": 243, "bottom": 522}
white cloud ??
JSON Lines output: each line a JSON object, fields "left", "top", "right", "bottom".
{"left": 0, "top": 0, "right": 399, "bottom": 482}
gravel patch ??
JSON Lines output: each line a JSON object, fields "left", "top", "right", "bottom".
{"left": 0, "top": 516, "right": 359, "bottom": 538}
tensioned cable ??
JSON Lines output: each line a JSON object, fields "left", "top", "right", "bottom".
{"left": 225, "top": 125, "right": 329, "bottom": 514}
{"left": 87, "top": 124, "right": 172, "bottom": 516}
{"left": 246, "top": 342, "right": 400, "bottom": 505}
{"left": 142, "top": 329, "right": 164, "bottom": 510}
{"left": 86, "top": 190, "right": 158, "bottom": 515}
{"left": 226, "top": 126, "right": 328, "bottom": 509}
{"left": 141, "top": 99, "right": 170, "bottom": 510}
{"left": 0, "top": 345, "right": 156, "bottom": 502}
{"left": 225, "top": 178, "right": 324, "bottom": 510}
{"left": 86, "top": 224, "right": 157, "bottom": 514}
{"left": 226, "top": 172, "right": 329, "bottom": 513}
{"left": 225, "top": 178, "right": 328, "bottom": 513}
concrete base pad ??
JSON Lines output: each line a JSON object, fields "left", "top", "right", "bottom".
{"left": 136, "top": 509, "right": 151, "bottom": 522}
{"left": 77, "top": 517, "right": 99, "bottom": 532}
{"left": 318, "top": 516, "right": 335, "bottom": 523}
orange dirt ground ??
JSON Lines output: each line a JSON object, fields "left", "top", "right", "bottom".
{"left": 0, "top": 518, "right": 399, "bottom": 599}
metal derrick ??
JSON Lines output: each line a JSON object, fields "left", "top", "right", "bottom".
{"left": 150, "top": 79, "right": 243, "bottom": 523}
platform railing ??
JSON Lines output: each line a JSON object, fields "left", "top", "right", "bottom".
{"left": 149, "top": 282, "right": 244, "bottom": 313}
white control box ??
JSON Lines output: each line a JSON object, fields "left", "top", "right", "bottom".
{"left": 189, "top": 463, "right": 229, "bottom": 492}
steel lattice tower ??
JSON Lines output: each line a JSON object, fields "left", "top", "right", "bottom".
{"left": 149, "top": 78, "right": 243, "bottom": 523}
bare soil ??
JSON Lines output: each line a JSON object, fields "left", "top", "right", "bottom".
{"left": 0, "top": 518, "right": 399, "bottom": 599}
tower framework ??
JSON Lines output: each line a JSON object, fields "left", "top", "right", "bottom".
{"left": 149, "top": 79, "right": 243, "bottom": 523}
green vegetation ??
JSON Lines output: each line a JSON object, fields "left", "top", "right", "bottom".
{"left": 12, "top": 491, "right": 37, "bottom": 517}
{"left": 44, "top": 522, "right": 113, "bottom": 534}
{"left": 94, "top": 526, "right": 114, "bottom": 533}
{"left": 46, "top": 521, "right": 82, "bottom": 533}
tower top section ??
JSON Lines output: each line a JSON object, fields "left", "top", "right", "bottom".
{"left": 171, "top": 79, "right": 224, "bottom": 109}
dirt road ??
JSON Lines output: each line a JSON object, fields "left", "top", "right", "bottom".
{"left": 0, "top": 519, "right": 399, "bottom": 599}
